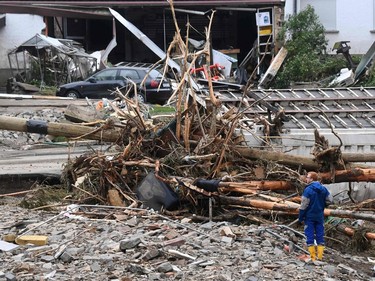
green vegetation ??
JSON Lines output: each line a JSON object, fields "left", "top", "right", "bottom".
{"left": 149, "top": 105, "right": 176, "bottom": 116}
{"left": 272, "top": 5, "right": 349, "bottom": 88}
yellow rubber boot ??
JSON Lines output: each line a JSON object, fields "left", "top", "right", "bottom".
{"left": 317, "top": 245, "right": 325, "bottom": 260}
{"left": 308, "top": 246, "right": 316, "bottom": 261}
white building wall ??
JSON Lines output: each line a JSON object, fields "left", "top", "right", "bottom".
{"left": 284, "top": 0, "right": 375, "bottom": 55}
{"left": 0, "top": 14, "right": 45, "bottom": 68}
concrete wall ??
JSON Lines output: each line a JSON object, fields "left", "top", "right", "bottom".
{"left": 0, "top": 14, "right": 45, "bottom": 89}
{"left": 285, "top": 0, "right": 375, "bottom": 55}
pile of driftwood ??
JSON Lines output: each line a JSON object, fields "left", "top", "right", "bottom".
{"left": 57, "top": 3, "right": 375, "bottom": 244}
{"left": 48, "top": 82, "right": 375, "bottom": 242}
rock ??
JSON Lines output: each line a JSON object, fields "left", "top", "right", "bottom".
{"left": 119, "top": 237, "right": 141, "bottom": 251}
{"left": 40, "top": 255, "right": 54, "bottom": 262}
{"left": 4, "top": 272, "right": 16, "bottom": 281}
{"left": 148, "top": 272, "right": 162, "bottom": 280}
{"left": 142, "top": 247, "right": 161, "bottom": 260}
{"left": 60, "top": 252, "right": 73, "bottom": 263}
{"left": 127, "top": 263, "right": 149, "bottom": 274}
{"left": 156, "top": 262, "right": 173, "bottom": 273}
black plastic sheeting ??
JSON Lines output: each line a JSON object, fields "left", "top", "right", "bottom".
{"left": 26, "top": 119, "right": 48, "bottom": 135}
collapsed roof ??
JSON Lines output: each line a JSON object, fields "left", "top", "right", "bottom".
{"left": 8, "top": 33, "right": 97, "bottom": 86}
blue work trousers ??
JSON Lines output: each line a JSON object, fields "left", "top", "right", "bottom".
{"left": 304, "top": 220, "right": 325, "bottom": 246}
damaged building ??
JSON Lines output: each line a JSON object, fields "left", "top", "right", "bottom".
{"left": 0, "top": 0, "right": 285, "bottom": 87}
{"left": 1, "top": 1, "right": 375, "bottom": 88}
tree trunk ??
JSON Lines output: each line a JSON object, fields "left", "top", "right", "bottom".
{"left": 219, "top": 180, "right": 293, "bottom": 192}
{"left": 234, "top": 146, "right": 375, "bottom": 171}
{"left": 217, "top": 195, "right": 300, "bottom": 213}
{"left": 319, "top": 168, "right": 375, "bottom": 183}
{"left": 323, "top": 208, "right": 375, "bottom": 222}
{"left": 0, "top": 115, "right": 122, "bottom": 142}
{"left": 343, "top": 153, "right": 375, "bottom": 164}
{"left": 217, "top": 195, "right": 375, "bottom": 222}
{"left": 234, "top": 146, "right": 318, "bottom": 170}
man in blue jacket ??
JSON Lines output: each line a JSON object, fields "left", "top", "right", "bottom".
{"left": 299, "top": 171, "right": 333, "bottom": 261}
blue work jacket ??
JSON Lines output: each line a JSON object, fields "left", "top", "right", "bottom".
{"left": 299, "top": 181, "right": 333, "bottom": 222}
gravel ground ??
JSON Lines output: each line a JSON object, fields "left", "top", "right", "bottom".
{"left": 0, "top": 196, "right": 374, "bottom": 281}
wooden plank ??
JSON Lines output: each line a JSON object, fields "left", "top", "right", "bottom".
{"left": 258, "top": 47, "right": 288, "bottom": 88}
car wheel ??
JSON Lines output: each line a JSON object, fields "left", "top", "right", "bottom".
{"left": 134, "top": 93, "right": 146, "bottom": 103}
{"left": 66, "top": 90, "right": 80, "bottom": 99}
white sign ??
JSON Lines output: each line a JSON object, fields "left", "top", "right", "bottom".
{"left": 256, "top": 12, "right": 271, "bottom": 26}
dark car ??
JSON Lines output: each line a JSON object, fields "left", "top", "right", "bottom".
{"left": 56, "top": 65, "right": 173, "bottom": 104}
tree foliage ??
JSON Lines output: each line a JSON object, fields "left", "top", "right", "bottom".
{"left": 272, "top": 5, "right": 341, "bottom": 88}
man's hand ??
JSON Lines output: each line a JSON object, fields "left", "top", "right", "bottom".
{"left": 297, "top": 220, "right": 304, "bottom": 226}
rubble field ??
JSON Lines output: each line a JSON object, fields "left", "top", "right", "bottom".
{"left": 0, "top": 195, "right": 374, "bottom": 281}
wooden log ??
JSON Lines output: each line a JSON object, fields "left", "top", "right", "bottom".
{"left": 217, "top": 195, "right": 300, "bottom": 213}
{"left": 234, "top": 146, "right": 318, "bottom": 170}
{"left": 323, "top": 208, "right": 375, "bottom": 222}
{"left": 342, "top": 153, "right": 375, "bottom": 164}
{"left": 219, "top": 180, "right": 293, "bottom": 191}
{"left": 204, "top": 169, "right": 375, "bottom": 193}
{"left": 219, "top": 187, "right": 258, "bottom": 195}
{"left": 217, "top": 195, "right": 375, "bottom": 222}
{"left": 319, "top": 168, "right": 375, "bottom": 183}
{"left": 0, "top": 115, "right": 122, "bottom": 142}
{"left": 336, "top": 224, "right": 375, "bottom": 240}
{"left": 234, "top": 146, "right": 375, "bottom": 170}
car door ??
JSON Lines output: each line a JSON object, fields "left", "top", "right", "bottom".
{"left": 83, "top": 69, "right": 122, "bottom": 99}
{"left": 117, "top": 68, "right": 143, "bottom": 95}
